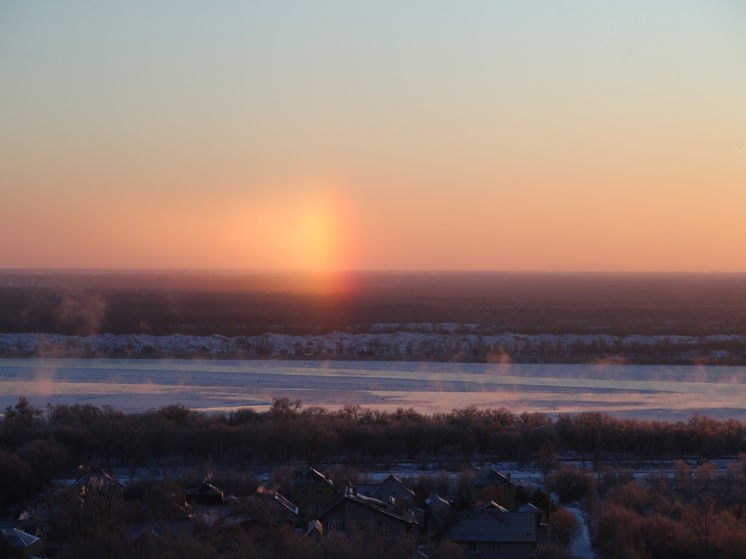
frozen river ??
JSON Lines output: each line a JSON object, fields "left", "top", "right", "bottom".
{"left": 1, "top": 359, "right": 746, "bottom": 420}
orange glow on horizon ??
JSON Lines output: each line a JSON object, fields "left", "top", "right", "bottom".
{"left": 289, "top": 189, "right": 358, "bottom": 271}
{"left": 284, "top": 187, "right": 361, "bottom": 293}
{"left": 212, "top": 184, "right": 363, "bottom": 293}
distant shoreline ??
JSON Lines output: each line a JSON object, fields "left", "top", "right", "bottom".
{"left": 2, "top": 331, "right": 745, "bottom": 365}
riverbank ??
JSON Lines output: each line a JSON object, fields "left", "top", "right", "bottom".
{"left": 1, "top": 331, "right": 745, "bottom": 365}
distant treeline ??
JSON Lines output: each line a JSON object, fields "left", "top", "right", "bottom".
{"left": 3, "top": 331, "right": 746, "bottom": 365}
{"left": 2, "top": 271, "right": 746, "bottom": 338}
{"left": 2, "top": 397, "right": 745, "bottom": 507}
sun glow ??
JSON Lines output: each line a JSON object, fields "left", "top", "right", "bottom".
{"left": 287, "top": 188, "right": 360, "bottom": 293}
{"left": 224, "top": 184, "right": 361, "bottom": 292}
{"left": 293, "top": 193, "right": 347, "bottom": 271}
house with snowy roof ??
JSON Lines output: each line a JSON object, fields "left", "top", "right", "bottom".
{"left": 371, "top": 474, "right": 416, "bottom": 509}
{"left": 290, "top": 468, "right": 335, "bottom": 516}
{"left": 72, "top": 468, "right": 126, "bottom": 493}
{"left": 0, "top": 527, "right": 45, "bottom": 558}
{"left": 424, "top": 494, "right": 451, "bottom": 511}
{"left": 317, "top": 485, "right": 418, "bottom": 539}
{"left": 251, "top": 491, "right": 299, "bottom": 525}
{"left": 428, "top": 506, "right": 537, "bottom": 559}
{"left": 471, "top": 469, "right": 517, "bottom": 510}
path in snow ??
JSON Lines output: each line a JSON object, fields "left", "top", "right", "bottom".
{"left": 565, "top": 506, "right": 595, "bottom": 559}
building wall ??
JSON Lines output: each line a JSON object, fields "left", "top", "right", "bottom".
{"left": 458, "top": 541, "right": 536, "bottom": 559}
{"left": 323, "top": 499, "right": 412, "bottom": 539}
{"left": 256, "top": 498, "right": 297, "bottom": 524}
{"left": 291, "top": 485, "right": 335, "bottom": 517}
{"left": 470, "top": 485, "right": 516, "bottom": 511}
{"left": 375, "top": 480, "right": 414, "bottom": 508}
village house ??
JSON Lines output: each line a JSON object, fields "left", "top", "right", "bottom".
{"left": 371, "top": 474, "right": 416, "bottom": 509}
{"left": 428, "top": 505, "right": 538, "bottom": 559}
{"left": 72, "top": 468, "right": 126, "bottom": 496}
{"left": 471, "top": 469, "right": 517, "bottom": 510}
{"left": 185, "top": 482, "right": 224, "bottom": 507}
{"left": 516, "top": 503, "right": 542, "bottom": 534}
{"left": 424, "top": 494, "right": 451, "bottom": 511}
{"left": 318, "top": 484, "right": 418, "bottom": 539}
{"left": 0, "top": 527, "right": 45, "bottom": 558}
{"left": 251, "top": 491, "right": 299, "bottom": 526}
{"left": 290, "top": 468, "right": 335, "bottom": 517}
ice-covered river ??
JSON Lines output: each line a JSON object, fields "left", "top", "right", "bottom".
{"left": 1, "top": 359, "right": 745, "bottom": 420}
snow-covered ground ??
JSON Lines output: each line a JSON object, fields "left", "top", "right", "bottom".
{"left": 565, "top": 506, "right": 596, "bottom": 559}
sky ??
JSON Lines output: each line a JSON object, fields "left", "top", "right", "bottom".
{"left": 1, "top": 0, "right": 745, "bottom": 272}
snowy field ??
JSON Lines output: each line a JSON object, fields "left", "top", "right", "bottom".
{"left": 2, "top": 359, "right": 746, "bottom": 420}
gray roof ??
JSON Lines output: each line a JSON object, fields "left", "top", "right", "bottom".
{"left": 319, "top": 489, "right": 418, "bottom": 526}
{"left": 260, "top": 492, "right": 299, "bottom": 515}
{"left": 291, "top": 468, "right": 334, "bottom": 487}
{"left": 306, "top": 520, "right": 323, "bottom": 537}
{"left": 472, "top": 469, "right": 515, "bottom": 488}
{"left": 186, "top": 483, "right": 223, "bottom": 496}
{"left": 446, "top": 511, "right": 537, "bottom": 544}
{"left": 425, "top": 494, "right": 451, "bottom": 510}
{"left": 477, "top": 501, "right": 508, "bottom": 513}
{"left": 372, "top": 475, "right": 415, "bottom": 498}
{"left": 72, "top": 468, "right": 126, "bottom": 488}
{"left": 275, "top": 492, "right": 299, "bottom": 514}
{"left": 352, "top": 484, "right": 380, "bottom": 496}
{"left": 0, "top": 528, "right": 41, "bottom": 548}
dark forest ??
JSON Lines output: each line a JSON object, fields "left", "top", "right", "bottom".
{"left": 2, "top": 271, "right": 746, "bottom": 337}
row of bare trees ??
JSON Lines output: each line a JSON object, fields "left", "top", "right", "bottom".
{"left": 589, "top": 457, "right": 746, "bottom": 559}
{"left": 2, "top": 397, "right": 746, "bottom": 507}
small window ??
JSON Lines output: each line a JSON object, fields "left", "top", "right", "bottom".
{"left": 270, "top": 509, "right": 276, "bottom": 516}
{"left": 301, "top": 489, "right": 308, "bottom": 496}
{"left": 468, "top": 543, "right": 481, "bottom": 552}
{"left": 328, "top": 521, "right": 345, "bottom": 532}
{"left": 376, "top": 521, "right": 388, "bottom": 537}
{"left": 391, "top": 490, "right": 397, "bottom": 496}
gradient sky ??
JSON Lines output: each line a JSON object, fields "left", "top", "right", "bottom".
{"left": 1, "top": 1, "right": 745, "bottom": 272}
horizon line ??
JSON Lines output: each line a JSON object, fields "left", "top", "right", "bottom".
{"left": 1, "top": 268, "right": 746, "bottom": 276}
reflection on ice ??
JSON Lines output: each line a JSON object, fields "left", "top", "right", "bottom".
{"left": 1, "top": 359, "right": 746, "bottom": 420}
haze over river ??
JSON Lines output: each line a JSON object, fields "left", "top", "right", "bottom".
{"left": 2, "top": 359, "right": 746, "bottom": 420}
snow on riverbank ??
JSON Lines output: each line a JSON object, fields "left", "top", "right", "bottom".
{"left": 0, "top": 331, "right": 743, "bottom": 363}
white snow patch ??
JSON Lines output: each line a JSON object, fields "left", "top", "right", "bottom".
{"left": 564, "top": 506, "right": 595, "bottom": 559}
